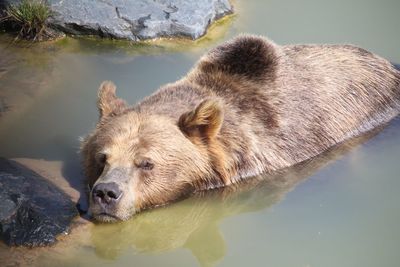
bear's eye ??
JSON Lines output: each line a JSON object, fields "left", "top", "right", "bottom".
{"left": 97, "top": 153, "right": 107, "bottom": 165}
{"left": 138, "top": 159, "right": 154, "bottom": 171}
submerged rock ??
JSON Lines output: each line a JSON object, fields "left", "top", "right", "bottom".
{"left": 0, "top": 158, "right": 78, "bottom": 246}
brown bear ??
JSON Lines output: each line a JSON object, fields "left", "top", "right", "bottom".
{"left": 81, "top": 35, "right": 400, "bottom": 222}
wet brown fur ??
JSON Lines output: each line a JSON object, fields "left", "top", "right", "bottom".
{"left": 81, "top": 35, "right": 400, "bottom": 219}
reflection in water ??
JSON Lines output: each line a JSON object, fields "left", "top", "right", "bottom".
{"left": 89, "top": 130, "right": 379, "bottom": 267}
{"left": 54, "top": 14, "right": 236, "bottom": 56}
{"left": 0, "top": 38, "right": 57, "bottom": 120}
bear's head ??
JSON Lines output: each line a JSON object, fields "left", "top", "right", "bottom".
{"left": 81, "top": 81, "right": 226, "bottom": 222}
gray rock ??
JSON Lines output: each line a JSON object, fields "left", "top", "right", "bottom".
{"left": 46, "top": 0, "right": 233, "bottom": 40}
{"left": 0, "top": 158, "right": 78, "bottom": 247}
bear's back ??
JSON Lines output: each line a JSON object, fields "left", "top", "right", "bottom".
{"left": 188, "top": 36, "right": 400, "bottom": 170}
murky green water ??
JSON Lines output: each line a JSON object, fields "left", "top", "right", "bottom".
{"left": 1, "top": 0, "right": 400, "bottom": 266}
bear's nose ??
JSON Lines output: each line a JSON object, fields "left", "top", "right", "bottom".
{"left": 92, "top": 182, "right": 122, "bottom": 204}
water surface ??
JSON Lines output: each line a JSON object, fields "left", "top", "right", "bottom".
{"left": 1, "top": 0, "right": 400, "bottom": 266}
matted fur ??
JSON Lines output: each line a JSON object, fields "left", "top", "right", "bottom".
{"left": 81, "top": 35, "right": 400, "bottom": 221}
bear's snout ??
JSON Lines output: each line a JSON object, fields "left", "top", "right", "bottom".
{"left": 92, "top": 182, "right": 122, "bottom": 207}
{"left": 89, "top": 167, "right": 137, "bottom": 221}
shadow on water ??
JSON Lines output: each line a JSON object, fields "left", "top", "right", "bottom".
{"left": 88, "top": 127, "right": 383, "bottom": 267}
{"left": 61, "top": 149, "right": 90, "bottom": 214}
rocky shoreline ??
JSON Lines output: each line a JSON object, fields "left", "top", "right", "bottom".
{"left": 2, "top": 0, "right": 233, "bottom": 41}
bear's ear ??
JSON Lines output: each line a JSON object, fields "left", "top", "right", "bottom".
{"left": 178, "top": 99, "right": 224, "bottom": 139}
{"left": 97, "top": 81, "right": 127, "bottom": 120}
